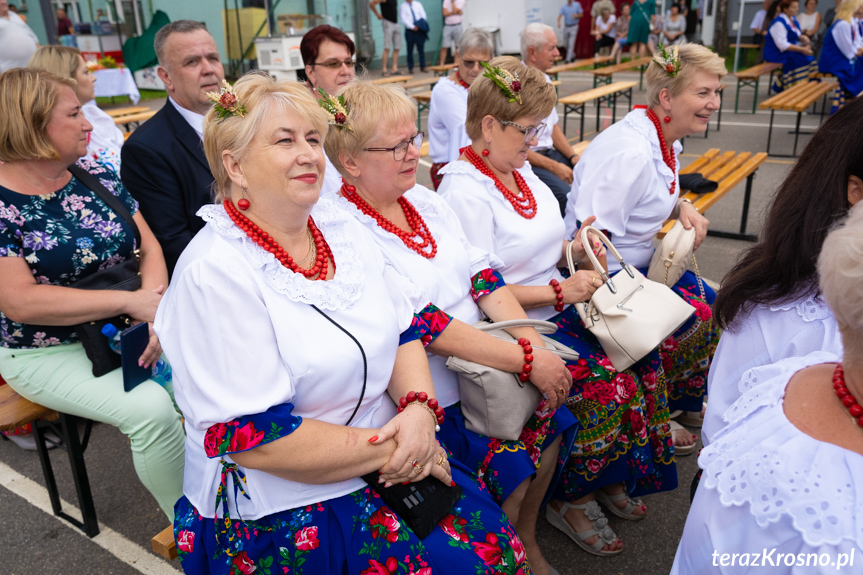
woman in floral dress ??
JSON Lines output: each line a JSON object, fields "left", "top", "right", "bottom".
{"left": 0, "top": 68, "right": 183, "bottom": 519}
{"left": 158, "top": 72, "right": 530, "bottom": 574}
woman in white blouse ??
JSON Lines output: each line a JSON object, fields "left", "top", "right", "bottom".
{"left": 427, "top": 27, "right": 493, "bottom": 190}
{"left": 439, "top": 56, "right": 676, "bottom": 558}
{"left": 797, "top": 0, "right": 821, "bottom": 36}
{"left": 763, "top": 0, "right": 816, "bottom": 92}
{"left": 671, "top": 204, "right": 863, "bottom": 574}
{"left": 327, "top": 79, "right": 577, "bottom": 575}
{"left": 157, "top": 73, "right": 530, "bottom": 575}
{"left": 705, "top": 97, "right": 863, "bottom": 446}
{"left": 564, "top": 43, "right": 723, "bottom": 441}
{"left": 28, "top": 46, "right": 125, "bottom": 172}
{"left": 818, "top": 0, "right": 863, "bottom": 108}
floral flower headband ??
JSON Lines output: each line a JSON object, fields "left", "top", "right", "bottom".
{"left": 481, "top": 61, "right": 523, "bottom": 105}
{"left": 653, "top": 44, "right": 681, "bottom": 78}
{"left": 206, "top": 80, "right": 247, "bottom": 119}
{"left": 316, "top": 88, "right": 351, "bottom": 131}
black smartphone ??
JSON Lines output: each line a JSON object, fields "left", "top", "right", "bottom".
{"left": 120, "top": 322, "right": 152, "bottom": 392}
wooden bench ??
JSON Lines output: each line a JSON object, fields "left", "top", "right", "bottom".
{"left": 401, "top": 76, "right": 441, "bottom": 91}
{"left": 546, "top": 55, "right": 613, "bottom": 80}
{"left": 734, "top": 62, "right": 782, "bottom": 113}
{"left": 427, "top": 63, "right": 455, "bottom": 77}
{"left": 0, "top": 384, "right": 100, "bottom": 537}
{"left": 372, "top": 74, "right": 414, "bottom": 85}
{"left": 113, "top": 109, "right": 157, "bottom": 132}
{"left": 558, "top": 81, "right": 638, "bottom": 141}
{"left": 759, "top": 79, "right": 837, "bottom": 156}
{"left": 657, "top": 148, "right": 768, "bottom": 242}
{"left": 152, "top": 525, "right": 178, "bottom": 560}
{"left": 591, "top": 56, "right": 654, "bottom": 89}
{"left": 731, "top": 43, "right": 761, "bottom": 71}
{"left": 103, "top": 106, "right": 151, "bottom": 118}
{"left": 412, "top": 90, "right": 433, "bottom": 132}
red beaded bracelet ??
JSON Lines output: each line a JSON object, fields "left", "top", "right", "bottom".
{"left": 397, "top": 391, "right": 445, "bottom": 431}
{"left": 517, "top": 338, "right": 534, "bottom": 382}
{"left": 549, "top": 279, "right": 564, "bottom": 312}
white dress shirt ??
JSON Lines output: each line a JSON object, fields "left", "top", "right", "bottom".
{"left": 169, "top": 97, "right": 205, "bottom": 140}
{"left": 831, "top": 20, "right": 859, "bottom": 60}
{"left": 438, "top": 161, "right": 566, "bottom": 321}
{"left": 529, "top": 67, "right": 559, "bottom": 152}
{"left": 335, "top": 184, "right": 502, "bottom": 408}
{"left": 0, "top": 12, "right": 39, "bottom": 73}
{"left": 400, "top": 0, "right": 428, "bottom": 30}
{"left": 564, "top": 109, "right": 681, "bottom": 273}
{"left": 428, "top": 77, "right": 470, "bottom": 164}
{"left": 155, "top": 198, "right": 423, "bottom": 519}
{"left": 768, "top": 13, "right": 801, "bottom": 52}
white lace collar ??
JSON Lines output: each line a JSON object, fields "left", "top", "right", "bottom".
{"left": 701, "top": 352, "right": 863, "bottom": 549}
{"left": 622, "top": 109, "right": 682, "bottom": 189}
{"left": 438, "top": 160, "right": 540, "bottom": 215}
{"left": 769, "top": 292, "right": 832, "bottom": 323}
{"left": 331, "top": 185, "right": 445, "bottom": 256}
{"left": 197, "top": 198, "right": 365, "bottom": 311}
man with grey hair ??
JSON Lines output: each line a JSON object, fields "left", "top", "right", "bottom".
{"left": 521, "top": 22, "right": 580, "bottom": 214}
{"left": 121, "top": 20, "right": 224, "bottom": 275}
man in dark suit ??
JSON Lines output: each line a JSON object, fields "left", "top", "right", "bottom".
{"left": 121, "top": 20, "right": 224, "bottom": 275}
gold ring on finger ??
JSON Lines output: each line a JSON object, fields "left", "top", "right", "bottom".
{"left": 437, "top": 453, "right": 446, "bottom": 466}
{"left": 413, "top": 464, "right": 424, "bottom": 475}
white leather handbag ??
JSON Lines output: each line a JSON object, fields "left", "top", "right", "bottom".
{"left": 572, "top": 226, "right": 695, "bottom": 371}
{"left": 647, "top": 220, "right": 695, "bottom": 287}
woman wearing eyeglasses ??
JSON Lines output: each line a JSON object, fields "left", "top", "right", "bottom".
{"left": 439, "top": 56, "right": 675, "bottom": 558}
{"left": 300, "top": 25, "right": 357, "bottom": 197}
{"left": 427, "top": 28, "right": 493, "bottom": 190}
{"left": 326, "top": 80, "right": 577, "bottom": 575}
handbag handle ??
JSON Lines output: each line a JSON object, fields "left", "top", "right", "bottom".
{"left": 575, "top": 225, "right": 635, "bottom": 295}
{"left": 473, "top": 319, "right": 559, "bottom": 335}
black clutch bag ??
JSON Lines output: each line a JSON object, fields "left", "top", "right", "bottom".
{"left": 679, "top": 173, "right": 719, "bottom": 195}
{"left": 361, "top": 472, "right": 463, "bottom": 539}
{"left": 67, "top": 165, "right": 143, "bottom": 377}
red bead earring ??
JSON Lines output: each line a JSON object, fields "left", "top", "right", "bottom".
{"left": 237, "top": 187, "right": 250, "bottom": 211}
{"left": 482, "top": 148, "right": 490, "bottom": 157}
{"left": 663, "top": 115, "right": 671, "bottom": 123}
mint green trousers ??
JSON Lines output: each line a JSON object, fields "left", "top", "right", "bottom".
{"left": 0, "top": 343, "right": 185, "bottom": 520}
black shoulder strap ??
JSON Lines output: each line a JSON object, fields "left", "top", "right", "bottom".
{"left": 69, "top": 164, "right": 142, "bottom": 248}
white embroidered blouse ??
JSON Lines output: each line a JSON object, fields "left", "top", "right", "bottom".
{"left": 334, "top": 184, "right": 502, "bottom": 408}
{"left": 154, "top": 198, "right": 423, "bottom": 519}
{"left": 704, "top": 293, "right": 843, "bottom": 446}
{"left": 438, "top": 160, "right": 566, "bottom": 321}
{"left": 671, "top": 352, "right": 860, "bottom": 575}
{"left": 564, "top": 108, "right": 682, "bottom": 272}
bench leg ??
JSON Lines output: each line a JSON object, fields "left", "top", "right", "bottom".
{"left": 752, "top": 77, "right": 759, "bottom": 114}
{"left": 791, "top": 111, "right": 802, "bottom": 157}
{"left": 596, "top": 95, "right": 603, "bottom": 134}
{"left": 60, "top": 413, "right": 99, "bottom": 537}
{"left": 32, "top": 419, "right": 63, "bottom": 517}
{"left": 612, "top": 91, "right": 618, "bottom": 125}
{"left": 706, "top": 172, "right": 759, "bottom": 242}
{"left": 766, "top": 109, "right": 776, "bottom": 155}
{"left": 579, "top": 103, "right": 586, "bottom": 142}
{"left": 717, "top": 93, "right": 724, "bottom": 131}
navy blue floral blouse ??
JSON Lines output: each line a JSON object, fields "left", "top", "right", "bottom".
{"left": 0, "top": 158, "right": 139, "bottom": 349}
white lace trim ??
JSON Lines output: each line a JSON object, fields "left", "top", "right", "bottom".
{"left": 701, "top": 353, "right": 863, "bottom": 549}
{"left": 770, "top": 293, "right": 832, "bottom": 322}
{"left": 197, "top": 199, "right": 365, "bottom": 311}
{"left": 622, "top": 110, "right": 681, "bottom": 191}
{"left": 438, "top": 160, "right": 539, "bottom": 216}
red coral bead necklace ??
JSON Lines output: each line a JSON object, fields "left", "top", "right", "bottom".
{"left": 223, "top": 199, "right": 334, "bottom": 281}
{"left": 833, "top": 364, "right": 863, "bottom": 427}
{"left": 454, "top": 72, "right": 470, "bottom": 90}
{"left": 340, "top": 182, "right": 438, "bottom": 259}
{"left": 645, "top": 107, "right": 677, "bottom": 196}
{"left": 462, "top": 145, "right": 538, "bottom": 219}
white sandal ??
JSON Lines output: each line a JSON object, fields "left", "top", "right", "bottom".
{"left": 595, "top": 490, "right": 646, "bottom": 521}
{"left": 545, "top": 500, "right": 622, "bottom": 557}
{"left": 670, "top": 420, "right": 698, "bottom": 456}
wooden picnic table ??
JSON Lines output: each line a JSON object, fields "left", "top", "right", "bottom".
{"left": 759, "top": 79, "right": 836, "bottom": 156}
{"left": 658, "top": 148, "right": 768, "bottom": 242}
{"left": 592, "top": 56, "right": 654, "bottom": 89}
{"left": 113, "top": 109, "right": 157, "bottom": 131}
{"left": 558, "top": 81, "right": 638, "bottom": 141}
{"left": 546, "top": 55, "right": 613, "bottom": 80}
{"left": 427, "top": 63, "right": 455, "bottom": 77}
{"left": 371, "top": 74, "right": 414, "bottom": 85}
{"left": 103, "top": 106, "right": 151, "bottom": 118}
{"left": 734, "top": 62, "right": 782, "bottom": 113}
{"left": 412, "top": 90, "right": 433, "bottom": 131}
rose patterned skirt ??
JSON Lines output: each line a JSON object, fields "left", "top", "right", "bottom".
{"left": 439, "top": 401, "right": 576, "bottom": 505}
{"left": 173, "top": 460, "right": 531, "bottom": 575}
{"left": 660, "top": 270, "right": 720, "bottom": 414}
{"left": 545, "top": 306, "right": 678, "bottom": 502}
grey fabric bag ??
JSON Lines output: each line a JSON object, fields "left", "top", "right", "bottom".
{"left": 446, "top": 319, "right": 579, "bottom": 441}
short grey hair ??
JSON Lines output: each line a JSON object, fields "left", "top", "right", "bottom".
{"left": 819, "top": 203, "right": 863, "bottom": 353}
{"left": 520, "top": 23, "right": 554, "bottom": 61}
{"left": 459, "top": 28, "right": 494, "bottom": 57}
{"left": 155, "top": 20, "right": 209, "bottom": 67}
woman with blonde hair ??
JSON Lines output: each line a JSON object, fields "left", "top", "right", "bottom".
{"left": 28, "top": 45, "right": 125, "bottom": 172}
{"left": 157, "top": 71, "right": 530, "bottom": 574}
{"left": 325, "top": 78, "right": 576, "bottom": 574}
{"left": 439, "top": 56, "right": 675, "bottom": 558}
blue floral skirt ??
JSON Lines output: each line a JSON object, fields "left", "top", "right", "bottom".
{"left": 440, "top": 401, "right": 576, "bottom": 505}
{"left": 173, "top": 461, "right": 531, "bottom": 575}
{"left": 545, "top": 305, "right": 678, "bottom": 502}
{"left": 771, "top": 54, "right": 817, "bottom": 93}
{"left": 659, "top": 269, "right": 720, "bottom": 414}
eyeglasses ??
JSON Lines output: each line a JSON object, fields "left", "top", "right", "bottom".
{"left": 311, "top": 59, "right": 356, "bottom": 70}
{"left": 460, "top": 59, "right": 484, "bottom": 69}
{"left": 496, "top": 119, "right": 547, "bottom": 143}
{"left": 364, "top": 132, "right": 424, "bottom": 161}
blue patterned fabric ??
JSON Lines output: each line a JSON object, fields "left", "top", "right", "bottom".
{"left": 204, "top": 403, "right": 303, "bottom": 458}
